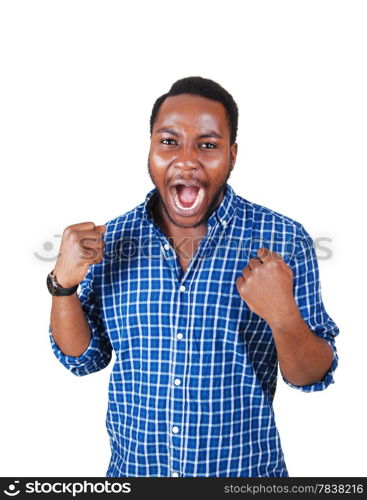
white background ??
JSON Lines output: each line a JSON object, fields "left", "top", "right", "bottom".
{"left": 0, "top": 0, "right": 366, "bottom": 477}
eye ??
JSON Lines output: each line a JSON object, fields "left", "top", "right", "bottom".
{"left": 161, "top": 138, "right": 177, "bottom": 145}
{"left": 200, "top": 142, "right": 217, "bottom": 149}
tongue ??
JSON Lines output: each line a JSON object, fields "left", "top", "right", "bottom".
{"left": 176, "top": 185, "right": 199, "bottom": 207}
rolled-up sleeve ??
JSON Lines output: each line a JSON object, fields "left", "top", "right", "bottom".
{"left": 49, "top": 265, "right": 113, "bottom": 377}
{"left": 281, "top": 224, "right": 339, "bottom": 392}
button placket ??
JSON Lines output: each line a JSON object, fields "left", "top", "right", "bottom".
{"left": 168, "top": 281, "right": 189, "bottom": 477}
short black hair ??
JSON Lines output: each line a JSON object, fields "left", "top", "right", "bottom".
{"left": 150, "top": 76, "right": 238, "bottom": 144}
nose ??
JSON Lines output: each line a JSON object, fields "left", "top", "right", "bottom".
{"left": 173, "top": 144, "right": 200, "bottom": 171}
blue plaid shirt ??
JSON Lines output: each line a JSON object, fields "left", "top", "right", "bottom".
{"left": 49, "top": 183, "right": 339, "bottom": 477}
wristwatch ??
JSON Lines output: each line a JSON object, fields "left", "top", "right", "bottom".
{"left": 46, "top": 270, "right": 79, "bottom": 296}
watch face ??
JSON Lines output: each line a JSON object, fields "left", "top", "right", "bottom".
{"left": 47, "top": 272, "right": 78, "bottom": 296}
{"left": 46, "top": 274, "right": 58, "bottom": 295}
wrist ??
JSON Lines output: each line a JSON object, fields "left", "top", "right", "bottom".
{"left": 52, "top": 268, "right": 77, "bottom": 289}
{"left": 47, "top": 269, "right": 79, "bottom": 296}
{"left": 266, "top": 302, "right": 303, "bottom": 332}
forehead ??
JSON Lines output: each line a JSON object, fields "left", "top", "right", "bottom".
{"left": 154, "top": 94, "right": 229, "bottom": 135}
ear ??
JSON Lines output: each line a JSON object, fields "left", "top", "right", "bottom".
{"left": 230, "top": 142, "right": 238, "bottom": 170}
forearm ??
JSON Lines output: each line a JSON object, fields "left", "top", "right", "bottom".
{"left": 269, "top": 307, "right": 334, "bottom": 386}
{"left": 50, "top": 294, "right": 92, "bottom": 357}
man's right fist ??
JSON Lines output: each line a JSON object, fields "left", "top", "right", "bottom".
{"left": 53, "top": 222, "right": 106, "bottom": 288}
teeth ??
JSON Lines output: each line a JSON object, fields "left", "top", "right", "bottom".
{"left": 172, "top": 186, "right": 204, "bottom": 211}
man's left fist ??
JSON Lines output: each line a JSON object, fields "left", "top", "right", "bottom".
{"left": 236, "top": 247, "right": 298, "bottom": 326}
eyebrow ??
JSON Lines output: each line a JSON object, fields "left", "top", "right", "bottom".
{"left": 155, "top": 128, "right": 223, "bottom": 139}
{"left": 155, "top": 128, "right": 179, "bottom": 136}
{"left": 197, "top": 131, "right": 223, "bottom": 139}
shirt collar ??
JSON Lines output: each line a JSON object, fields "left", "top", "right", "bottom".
{"left": 142, "top": 183, "right": 237, "bottom": 230}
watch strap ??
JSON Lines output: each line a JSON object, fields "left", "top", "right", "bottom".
{"left": 47, "top": 270, "right": 79, "bottom": 296}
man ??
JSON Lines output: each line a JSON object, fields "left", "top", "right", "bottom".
{"left": 47, "top": 76, "right": 339, "bottom": 477}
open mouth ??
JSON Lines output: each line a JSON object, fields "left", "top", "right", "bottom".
{"left": 170, "top": 184, "right": 205, "bottom": 213}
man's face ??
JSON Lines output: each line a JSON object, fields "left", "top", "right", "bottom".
{"left": 148, "top": 94, "right": 237, "bottom": 228}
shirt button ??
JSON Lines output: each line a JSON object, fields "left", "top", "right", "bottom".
{"left": 176, "top": 333, "right": 183, "bottom": 340}
{"left": 179, "top": 285, "right": 186, "bottom": 292}
{"left": 172, "top": 472, "right": 179, "bottom": 477}
{"left": 221, "top": 219, "right": 227, "bottom": 225}
{"left": 174, "top": 378, "right": 181, "bottom": 386}
{"left": 172, "top": 426, "right": 179, "bottom": 434}
{"left": 164, "top": 243, "right": 170, "bottom": 250}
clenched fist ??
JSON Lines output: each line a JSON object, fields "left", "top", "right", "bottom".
{"left": 236, "top": 247, "right": 298, "bottom": 326}
{"left": 53, "top": 222, "right": 106, "bottom": 288}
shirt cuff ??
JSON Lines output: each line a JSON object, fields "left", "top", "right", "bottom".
{"left": 281, "top": 335, "right": 338, "bottom": 392}
{"left": 48, "top": 320, "right": 99, "bottom": 367}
